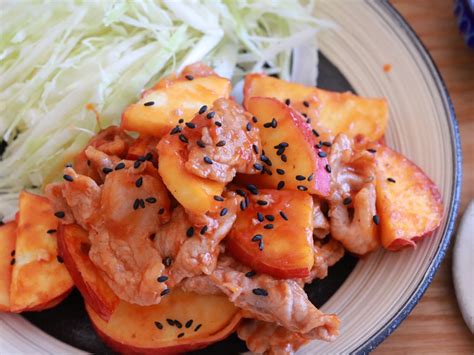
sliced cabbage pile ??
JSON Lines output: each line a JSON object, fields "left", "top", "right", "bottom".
{"left": 0, "top": 0, "right": 332, "bottom": 220}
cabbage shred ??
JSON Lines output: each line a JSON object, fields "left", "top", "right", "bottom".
{"left": 0, "top": 0, "right": 331, "bottom": 220}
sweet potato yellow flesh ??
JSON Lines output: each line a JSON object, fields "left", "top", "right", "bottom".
{"left": 87, "top": 288, "right": 241, "bottom": 353}
{"left": 9, "top": 191, "right": 73, "bottom": 312}
{"left": 122, "top": 76, "right": 231, "bottom": 137}
{"left": 227, "top": 190, "right": 314, "bottom": 279}
{"left": 375, "top": 145, "right": 443, "bottom": 251}
{"left": 58, "top": 224, "right": 119, "bottom": 321}
{"left": 0, "top": 222, "right": 16, "bottom": 311}
{"left": 244, "top": 74, "right": 388, "bottom": 142}
{"left": 158, "top": 136, "right": 224, "bottom": 215}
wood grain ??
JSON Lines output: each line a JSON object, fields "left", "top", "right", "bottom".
{"left": 376, "top": 1, "right": 474, "bottom": 353}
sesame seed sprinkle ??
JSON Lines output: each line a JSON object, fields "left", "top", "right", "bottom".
{"left": 271, "top": 118, "right": 277, "bottom": 128}
{"left": 373, "top": 215, "right": 380, "bottom": 225}
{"left": 246, "top": 122, "right": 252, "bottom": 131}
{"left": 297, "top": 185, "right": 308, "bottom": 191}
{"left": 164, "top": 256, "right": 172, "bottom": 267}
{"left": 214, "top": 195, "right": 224, "bottom": 202}
{"left": 103, "top": 167, "right": 113, "bottom": 174}
{"left": 253, "top": 163, "right": 263, "bottom": 171}
{"left": 146, "top": 197, "right": 157, "bottom": 204}
{"left": 139, "top": 198, "right": 145, "bottom": 209}
{"left": 216, "top": 140, "right": 226, "bottom": 147}
{"left": 203, "top": 156, "right": 213, "bottom": 164}
{"left": 252, "top": 288, "right": 268, "bottom": 296}
{"left": 322, "top": 141, "right": 332, "bottom": 147}
{"left": 170, "top": 126, "right": 182, "bottom": 135}
{"left": 55, "top": 211, "right": 65, "bottom": 218}
{"left": 185, "top": 320, "right": 193, "bottom": 328}
{"left": 325, "top": 164, "right": 332, "bottom": 173}
{"left": 263, "top": 122, "right": 272, "bottom": 128}
{"left": 197, "top": 140, "right": 206, "bottom": 148}
{"left": 10, "top": 258, "right": 15, "bottom": 265}
{"left": 166, "top": 319, "right": 175, "bottom": 326}
{"left": 185, "top": 122, "right": 196, "bottom": 129}
{"left": 47, "top": 229, "right": 56, "bottom": 234}
{"left": 246, "top": 184, "right": 259, "bottom": 195}
{"left": 133, "top": 199, "right": 140, "bottom": 210}
{"left": 200, "top": 225, "right": 208, "bottom": 235}
{"left": 257, "top": 200, "right": 268, "bottom": 206}
{"left": 265, "top": 215, "right": 275, "bottom": 222}
{"left": 312, "top": 129, "right": 320, "bottom": 137}
{"left": 260, "top": 155, "right": 272, "bottom": 166}
{"left": 63, "top": 174, "right": 73, "bottom": 182}
{"left": 252, "top": 144, "right": 259, "bottom": 154}
{"left": 285, "top": 98, "right": 290, "bottom": 105}
{"left": 199, "top": 105, "right": 208, "bottom": 114}
{"left": 144, "top": 101, "right": 154, "bottom": 106}
{"left": 178, "top": 118, "right": 184, "bottom": 124}
{"left": 135, "top": 177, "right": 143, "bottom": 188}
{"left": 245, "top": 196, "right": 250, "bottom": 208}
{"left": 303, "top": 101, "right": 310, "bottom": 107}
{"left": 343, "top": 197, "right": 352, "bottom": 205}
{"left": 257, "top": 212, "right": 264, "bottom": 222}
{"left": 215, "top": 121, "right": 222, "bottom": 127}
{"left": 367, "top": 148, "right": 377, "bottom": 153}
{"left": 186, "top": 227, "right": 194, "bottom": 237}
{"left": 318, "top": 151, "right": 327, "bottom": 158}
{"left": 236, "top": 189, "right": 246, "bottom": 197}
{"left": 252, "top": 116, "right": 258, "bottom": 123}
{"left": 160, "top": 288, "right": 170, "bottom": 296}
{"left": 57, "top": 255, "right": 64, "bottom": 263}
{"left": 185, "top": 74, "right": 194, "bottom": 80}
{"left": 259, "top": 240, "right": 264, "bottom": 251}
{"left": 281, "top": 154, "right": 288, "bottom": 162}
{"left": 206, "top": 111, "right": 215, "bottom": 119}
{"left": 240, "top": 201, "right": 246, "bottom": 211}
{"left": 279, "top": 211, "right": 288, "bottom": 220}
{"left": 155, "top": 321, "right": 163, "bottom": 330}
{"left": 179, "top": 134, "right": 189, "bottom": 144}
{"left": 277, "top": 181, "right": 285, "bottom": 190}
{"left": 263, "top": 224, "right": 273, "bottom": 229}
{"left": 158, "top": 208, "right": 165, "bottom": 215}
{"left": 308, "top": 173, "right": 314, "bottom": 181}
{"left": 220, "top": 208, "right": 228, "bottom": 217}
{"left": 194, "top": 324, "right": 202, "bottom": 332}
{"left": 245, "top": 271, "right": 256, "bottom": 278}
{"left": 133, "top": 160, "right": 141, "bottom": 169}
{"left": 295, "top": 175, "right": 306, "bottom": 181}
{"left": 252, "top": 234, "right": 262, "bottom": 242}
{"left": 177, "top": 333, "right": 184, "bottom": 339}
{"left": 276, "top": 147, "right": 285, "bottom": 156}
{"left": 157, "top": 275, "right": 168, "bottom": 283}
{"left": 387, "top": 177, "right": 396, "bottom": 183}
{"left": 276, "top": 168, "right": 285, "bottom": 175}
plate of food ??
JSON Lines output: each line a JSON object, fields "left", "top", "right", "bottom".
{"left": 0, "top": 1, "right": 461, "bottom": 354}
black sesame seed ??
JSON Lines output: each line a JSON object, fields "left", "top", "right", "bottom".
{"left": 252, "top": 144, "right": 259, "bottom": 154}
{"left": 303, "top": 101, "right": 310, "bottom": 107}
{"left": 296, "top": 175, "right": 306, "bottom": 181}
{"left": 216, "top": 140, "right": 226, "bottom": 147}
{"left": 103, "top": 167, "right": 113, "bottom": 174}
{"left": 252, "top": 234, "right": 262, "bottom": 242}
{"left": 149, "top": 233, "right": 156, "bottom": 241}
{"left": 57, "top": 255, "right": 64, "bottom": 263}
{"left": 163, "top": 256, "right": 172, "bottom": 267}
{"left": 155, "top": 321, "right": 163, "bottom": 330}
{"left": 197, "top": 140, "right": 206, "bottom": 148}
{"left": 203, "top": 156, "right": 213, "bottom": 164}
{"left": 63, "top": 174, "right": 73, "bottom": 182}
{"left": 259, "top": 240, "right": 264, "bottom": 251}
{"left": 87, "top": 159, "right": 91, "bottom": 166}
{"left": 325, "top": 164, "right": 332, "bottom": 173}
{"left": 185, "top": 320, "right": 193, "bottom": 328}
{"left": 257, "top": 212, "right": 264, "bottom": 222}
{"left": 214, "top": 121, "right": 222, "bottom": 127}
{"left": 285, "top": 98, "right": 291, "bottom": 105}
{"left": 373, "top": 215, "right": 380, "bottom": 225}
{"left": 160, "top": 288, "right": 170, "bottom": 296}
{"left": 263, "top": 224, "right": 273, "bottom": 229}
{"left": 174, "top": 320, "right": 182, "bottom": 328}
{"left": 137, "top": 155, "right": 147, "bottom": 162}
{"left": 220, "top": 208, "right": 228, "bottom": 217}
{"left": 199, "top": 105, "right": 208, "bottom": 114}
{"left": 263, "top": 122, "right": 272, "bottom": 128}
{"left": 281, "top": 154, "right": 287, "bottom": 162}
{"left": 271, "top": 118, "right": 277, "bottom": 128}
{"left": 276, "top": 168, "right": 285, "bottom": 175}
{"left": 166, "top": 319, "right": 175, "bottom": 326}
{"left": 200, "top": 225, "right": 208, "bottom": 235}
{"left": 213, "top": 195, "right": 224, "bottom": 202}
{"left": 387, "top": 177, "right": 396, "bottom": 183}
{"left": 297, "top": 185, "right": 308, "bottom": 191}
{"left": 277, "top": 181, "right": 285, "bottom": 190}
{"left": 315, "top": 142, "right": 322, "bottom": 149}
{"left": 240, "top": 201, "right": 246, "bottom": 211}
{"left": 246, "top": 184, "right": 259, "bottom": 195}
{"left": 257, "top": 200, "right": 268, "bottom": 206}
{"left": 244, "top": 196, "right": 250, "bottom": 208}
{"left": 47, "top": 229, "right": 57, "bottom": 234}
{"left": 177, "top": 333, "right": 184, "bottom": 338}
{"left": 246, "top": 122, "right": 252, "bottom": 131}
{"left": 146, "top": 197, "right": 157, "bottom": 204}
{"left": 206, "top": 111, "right": 215, "bottom": 119}
{"left": 185, "top": 74, "right": 194, "bottom": 80}
{"left": 133, "top": 199, "right": 140, "bottom": 210}
{"left": 157, "top": 275, "right": 168, "bottom": 283}
{"left": 308, "top": 173, "right": 314, "bottom": 181}
{"left": 144, "top": 101, "right": 155, "bottom": 106}
{"left": 158, "top": 208, "right": 165, "bottom": 215}
{"left": 253, "top": 163, "right": 263, "bottom": 171}
{"left": 306, "top": 118, "right": 311, "bottom": 124}
{"left": 185, "top": 122, "right": 196, "bottom": 129}
{"left": 312, "top": 129, "right": 320, "bottom": 137}
{"left": 261, "top": 155, "right": 272, "bottom": 166}
{"left": 302, "top": 113, "right": 308, "bottom": 118}
{"left": 252, "top": 116, "right": 258, "bottom": 123}
{"left": 245, "top": 271, "right": 256, "bottom": 278}
{"left": 252, "top": 288, "right": 268, "bottom": 296}
{"left": 262, "top": 166, "right": 273, "bottom": 176}
{"left": 279, "top": 211, "right": 288, "bottom": 220}
{"left": 133, "top": 160, "right": 141, "bottom": 169}
{"left": 322, "top": 141, "right": 332, "bottom": 147}
{"left": 135, "top": 177, "right": 143, "bottom": 187}
{"left": 10, "top": 258, "right": 15, "bottom": 265}
{"left": 276, "top": 147, "right": 285, "bottom": 156}
{"left": 170, "top": 126, "right": 182, "bottom": 135}
{"left": 55, "top": 211, "right": 65, "bottom": 218}
{"left": 178, "top": 118, "right": 184, "bottom": 124}
{"left": 318, "top": 151, "right": 327, "bottom": 158}
{"left": 265, "top": 215, "right": 275, "bottom": 222}
{"left": 194, "top": 324, "right": 202, "bottom": 332}
{"left": 367, "top": 148, "right": 377, "bottom": 153}
{"left": 179, "top": 134, "right": 189, "bottom": 144}
{"left": 65, "top": 163, "right": 73, "bottom": 168}
{"left": 139, "top": 198, "right": 145, "bottom": 209}
{"left": 236, "top": 189, "right": 246, "bottom": 197}
{"left": 186, "top": 227, "right": 194, "bottom": 238}
{"left": 343, "top": 197, "right": 352, "bottom": 205}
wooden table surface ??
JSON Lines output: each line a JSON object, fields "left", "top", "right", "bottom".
{"left": 375, "top": 1, "right": 474, "bottom": 354}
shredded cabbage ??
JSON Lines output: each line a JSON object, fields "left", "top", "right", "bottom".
{"left": 0, "top": 0, "right": 332, "bottom": 220}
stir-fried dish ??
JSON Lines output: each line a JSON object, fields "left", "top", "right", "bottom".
{"left": 0, "top": 63, "right": 444, "bottom": 354}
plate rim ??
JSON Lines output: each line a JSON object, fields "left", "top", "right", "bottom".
{"left": 356, "top": 1, "right": 463, "bottom": 353}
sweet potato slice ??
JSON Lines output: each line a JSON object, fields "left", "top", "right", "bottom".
{"left": 58, "top": 224, "right": 119, "bottom": 321}
{"left": 87, "top": 288, "right": 241, "bottom": 354}
{"left": 158, "top": 134, "right": 224, "bottom": 215}
{"left": 9, "top": 191, "right": 73, "bottom": 312}
{"left": 374, "top": 145, "right": 443, "bottom": 251}
{"left": 246, "top": 97, "right": 330, "bottom": 197}
{"left": 244, "top": 74, "right": 388, "bottom": 142}
{"left": 0, "top": 222, "right": 16, "bottom": 311}
{"left": 122, "top": 75, "right": 231, "bottom": 137}
{"left": 226, "top": 190, "right": 314, "bottom": 279}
